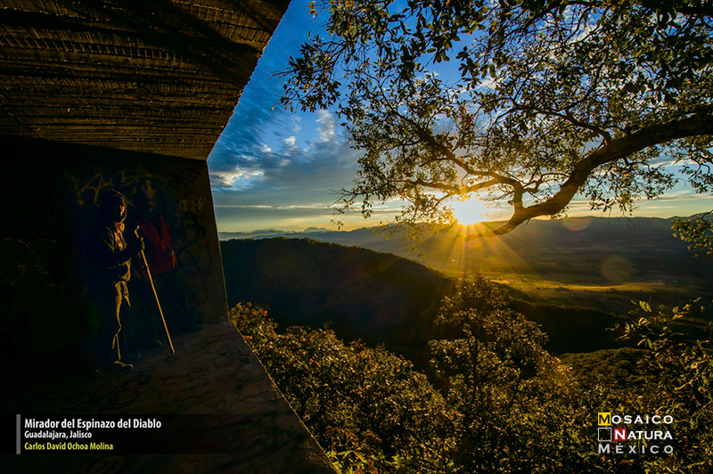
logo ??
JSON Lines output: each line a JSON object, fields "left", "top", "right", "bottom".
{"left": 598, "top": 428, "right": 612, "bottom": 442}
{"left": 614, "top": 428, "right": 627, "bottom": 441}
{"left": 596, "top": 412, "right": 675, "bottom": 456}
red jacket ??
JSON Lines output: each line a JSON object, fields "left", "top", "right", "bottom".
{"left": 134, "top": 215, "right": 177, "bottom": 276}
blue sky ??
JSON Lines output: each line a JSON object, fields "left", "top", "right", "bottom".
{"left": 208, "top": 0, "right": 713, "bottom": 233}
{"left": 208, "top": 0, "right": 395, "bottom": 232}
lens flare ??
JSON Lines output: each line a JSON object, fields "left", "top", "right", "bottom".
{"left": 601, "top": 255, "right": 632, "bottom": 284}
{"left": 562, "top": 216, "right": 592, "bottom": 232}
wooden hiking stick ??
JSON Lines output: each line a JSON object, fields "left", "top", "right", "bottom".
{"left": 136, "top": 230, "right": 175, "bottom": 353}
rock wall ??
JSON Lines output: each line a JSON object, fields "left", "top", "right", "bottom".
{"left": 0, "top": 134, "right": 228, "bottom": 367}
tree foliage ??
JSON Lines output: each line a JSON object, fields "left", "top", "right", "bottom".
{"left": 428, "top": 276, "right": 592, "bottom": 473}
{"left": 230, "top": 303, "right": 457, "bottom": 473}
{"left": 230, "top": 277, "right": 713, "bottom": 473}
{"left": 673, "top": 211, "right": 713, "bottom": 257}
{"left": 621, "top": 299, "right": 713, "bottom": 473}
{"left": 283, "top": 0, "right": 713, "bottom": 236}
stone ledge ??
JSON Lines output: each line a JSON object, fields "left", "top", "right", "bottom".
{"left": 3, "top": 322, "right": 338, "bottom": 473}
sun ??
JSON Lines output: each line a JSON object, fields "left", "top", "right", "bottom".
{"left": 451, "top": 198, "right": 487, "bottom": 226}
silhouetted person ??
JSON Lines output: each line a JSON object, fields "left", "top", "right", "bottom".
{"left": 85, "top": 189, "right": 144, "bottom": 369}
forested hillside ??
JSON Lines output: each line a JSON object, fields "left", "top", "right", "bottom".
{"left": 221, "top": 238, "right": 630, "bottom": 360}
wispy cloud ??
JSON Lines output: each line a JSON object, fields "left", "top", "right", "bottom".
{"left": 316, "top": 110, "right": 336, "bottom": 142}
{"left": 210, "top": 95, "right": 364, "bottom": 230}
{"left": 211, "top": 169, "right": 265, "bottom": 188}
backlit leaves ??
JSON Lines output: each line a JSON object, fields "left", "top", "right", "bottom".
{"left": 283, "top": 0, "right": 713, "bottom": 238}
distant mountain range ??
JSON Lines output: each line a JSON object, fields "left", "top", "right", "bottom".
{"left": 221, "top": 217, "right": 713, "bottom": 287}
{"left": 219, "top": 227, "right": 332, "bottom": 240}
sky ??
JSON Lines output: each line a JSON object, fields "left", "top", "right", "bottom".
{"left": 207, "top": 0, "right": 713, "bottom": 233}
{"left": 208, "top": 0, "right": 379, "bottom": 233}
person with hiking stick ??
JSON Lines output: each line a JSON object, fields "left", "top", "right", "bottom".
{"left": 84, "top": 189, "right": 144, "bottom": 370}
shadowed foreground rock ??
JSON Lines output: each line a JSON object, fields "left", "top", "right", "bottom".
{"left": 3, "top": 322, "right": 337, "bottom": 473}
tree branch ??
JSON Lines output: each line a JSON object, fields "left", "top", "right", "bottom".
{"left": 490, "top": 112, "right": 713, "bottom": 235}
{"left": 509, "top": 102, "right": 613, "bottom": 143}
